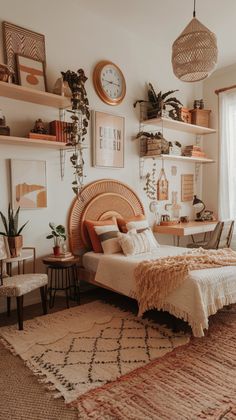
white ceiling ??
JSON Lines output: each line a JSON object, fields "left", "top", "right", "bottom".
{"left": 82, "top": 0, "right": 236, "bottom": 71}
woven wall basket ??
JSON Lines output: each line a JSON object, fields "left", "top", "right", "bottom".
{"left": 172, "top": 17, "right": 218, "bottom": 82}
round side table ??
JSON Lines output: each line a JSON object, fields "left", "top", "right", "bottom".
{"left": 42, "top": 256, "right": 80, "bottom": 309}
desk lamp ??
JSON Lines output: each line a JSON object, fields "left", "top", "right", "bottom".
{"left": 193, "top": 195, "right": 206, "bottom": 221}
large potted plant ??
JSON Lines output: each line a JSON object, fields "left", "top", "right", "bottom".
{"left": 46, "top": 223, "right": 66, "bottom": 256}
{"left": 0, "top": 204, "right": 29, "bottom": 257}
{"left": 134, "top": 83, "right": 183, "bottom": 120}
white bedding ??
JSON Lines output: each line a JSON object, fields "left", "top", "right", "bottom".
{"left": 82, "top": 246, "right": 236, "bottom": 337}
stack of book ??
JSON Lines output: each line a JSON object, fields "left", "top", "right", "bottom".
{"left": 46, "top": 251, "right": 74, "bottom": 262}
{"left": 182, "top": 145, "right": 206, "bottom": 158}
{"left": 49, "top": 120, "right": 72, "bottom": 143}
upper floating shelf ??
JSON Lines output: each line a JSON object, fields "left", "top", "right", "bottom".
{"left": 141, "top": 116, "right": 216, "bottom": 135}
{"left": 0, "top": 81, "right": 71, "bottom": 109}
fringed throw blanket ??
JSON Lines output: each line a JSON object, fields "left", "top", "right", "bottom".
{"left": 134, "top": 248, "right": 236, "bottom": 316}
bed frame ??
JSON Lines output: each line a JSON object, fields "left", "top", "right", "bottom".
{"left": 68, "top": 179, "right": 145, "bottom": 291}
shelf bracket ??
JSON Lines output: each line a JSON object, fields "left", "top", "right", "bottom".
{"left": 60, "top": 149, "right": 66, "bottom": 180}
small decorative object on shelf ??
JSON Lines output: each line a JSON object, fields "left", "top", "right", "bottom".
{"left": 0, "top": 109, "right": 10, "bottom": 136}
{"left": 0, "top": 204, "right": 29, "bottom": 257}
{"left": 190, "top": 109, "right": 211, "bottom": 128}
{"left": 169, "top": 140, "right": 182, "bottom": 156}
{"left": 29, "top": 118, "right": 56, "bottom": 141}
{"left": 0, "top": 63, "right": 13, "bottom": 82}
{"left": 134, "top": 83, "right": 183, "bottom": 121}
{"left": 157, "top": 168, "right": 169, "bottom": 201}
{"left": 193, "top": 99, "right": 204, "bottom": 109}
{"left": 180, "top": 107, "right": 191, "bottom": 123}
{"left": 137, "top": 131, "right": 169, "bottom": 156}
{"left": 46, "top": 222, "right": 67, "bottom": 256}
{"left": 53, "top": 77, "right": 71, "bottom": 97}
{"left": 61, "top": 69, "right": 90, "bottom": 196}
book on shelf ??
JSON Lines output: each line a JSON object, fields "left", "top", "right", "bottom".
{"left": 47, "top": 252, "right": 74, "bottom": 262}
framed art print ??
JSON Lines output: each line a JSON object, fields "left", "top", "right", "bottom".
{"left": 2, "top": 21, "right": 46, "bottom": 83}
{"left": 93, "top": 111, "right": 125, "bottom": 168}
{"left": 181, "top": 174, "right": 194, "bottom": 202}
{"left": 0, "top": 236, "right": 10, "bottom": 259}
{"left": 16, "top": 54, "right": 47, "bottom": 91}
{"left": 11, "top": 159, "right": 47, "bottom": 209}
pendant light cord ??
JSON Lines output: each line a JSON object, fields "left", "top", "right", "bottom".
{"left": 193, "top": 0, "right": 196, "bottom": 17}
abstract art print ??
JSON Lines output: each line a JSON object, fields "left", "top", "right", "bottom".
{"left": 93, "top": 111, "right": 124, "bottom": 168}
{"left": 0, "top": 236, "right": 10, "bottom": 259}
{"left": 16, "top": 54, "right": 47, "bottom": 91}
{"left": 11, "top": 159, "right": 47, "bottom": 209}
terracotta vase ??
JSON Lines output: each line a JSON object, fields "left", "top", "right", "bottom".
{"left": 8, "top": 235, "right": 23, "bottom": 257}
{"left": 53, "top": 245, "right": 60, "bottom": 256}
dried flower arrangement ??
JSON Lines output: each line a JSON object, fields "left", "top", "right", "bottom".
{"left": 61, "top": 69, "right": 90, "bottom": 195}
{"left": 134, "top": 83, "right": 183, "bottom": 120}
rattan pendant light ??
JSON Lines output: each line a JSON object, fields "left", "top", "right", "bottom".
{"left": 172, "top": 0, "right": 218, "bottom": 82}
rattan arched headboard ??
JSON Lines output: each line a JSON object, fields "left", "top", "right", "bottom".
{"left": 68, "top": 179, "right": 145, "bottom": 255}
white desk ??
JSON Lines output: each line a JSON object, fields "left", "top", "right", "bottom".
{"left": 153, "top": 221, "right": 217, "bottom": 246}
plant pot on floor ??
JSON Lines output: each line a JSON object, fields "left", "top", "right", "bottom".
{"left": 8, "top": 235, "right": 23, "bottom": 257}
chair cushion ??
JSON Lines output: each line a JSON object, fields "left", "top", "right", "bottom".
{"left": 0, "top": 274, "right": 48, "bottom": 297}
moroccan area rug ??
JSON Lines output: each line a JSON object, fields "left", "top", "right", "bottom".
{"left": 73, "top": 305, "right": 236, "bottom": 420}
{"left": 0, "top": 301, "right": 189, "bottom": 404}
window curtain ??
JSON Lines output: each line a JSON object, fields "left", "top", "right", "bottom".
{"left": 219, "top": 90, "right": 236, "bottom": 221}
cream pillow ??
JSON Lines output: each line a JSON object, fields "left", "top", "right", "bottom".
{"left": 126, "top": 219, "right": 149, "bottom": 232}
{"left": 118, "top": 228, "right": 159, "bottom": 256}
{"left": 94, "top": 225, "right": 122, "bottom": 254}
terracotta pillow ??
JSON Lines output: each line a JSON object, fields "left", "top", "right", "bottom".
{"left": 84, "top": 219, "right": 117, "bottom": 253}
{"left": 117, "top": 214, "right": 146, "bottom": 233}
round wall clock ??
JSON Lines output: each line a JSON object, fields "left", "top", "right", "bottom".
{"left": 93, "top": 60, "right": 126, "bottom": 105}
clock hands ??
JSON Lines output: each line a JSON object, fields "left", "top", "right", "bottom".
{"left": 103, "top": 79, "right": 120, "bottom": 88}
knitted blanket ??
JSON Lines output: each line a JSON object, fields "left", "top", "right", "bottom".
{"left": 134, "top": 248, "right": 236, "bottom": 316}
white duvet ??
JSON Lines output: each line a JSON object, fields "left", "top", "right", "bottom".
{"left": 83, "top": 246, "right": 236, "bottom": 337}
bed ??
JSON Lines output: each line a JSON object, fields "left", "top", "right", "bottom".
{"left": 68, "top": 179, "right": 236, "bottom": 337}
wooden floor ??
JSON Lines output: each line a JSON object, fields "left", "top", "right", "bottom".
{"left": 0, "top": 282, "right": 189, "bottom": 330}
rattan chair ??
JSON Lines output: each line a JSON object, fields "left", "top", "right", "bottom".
{"left": 0, "top": 257, "right": 48, "bottom": 330}
{"left": 187, "top": 220, "right": 234, "bottom": 249}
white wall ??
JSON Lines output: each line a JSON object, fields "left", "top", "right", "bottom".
{"left": 0, "top": 0, "right": 199, "bottom": 311}
{"left": 202, "top": 64, "right": 236, "bottom": 215}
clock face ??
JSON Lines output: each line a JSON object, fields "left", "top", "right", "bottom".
{"left": 93, "top": 61, "right": 126, "bottom": 105}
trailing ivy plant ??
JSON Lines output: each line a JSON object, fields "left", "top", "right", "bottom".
{"left": 62, "top": 69, "right": 90, "bottom": 196}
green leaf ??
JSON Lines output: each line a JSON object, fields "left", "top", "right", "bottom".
{"left": 46, "top": 234, "right": 54, "bottom": 239}
{"left": 17, "top": 220, "right": 29, "bottom": 235}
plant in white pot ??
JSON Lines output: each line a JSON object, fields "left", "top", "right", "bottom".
{"left": 46, "top": 223, "right": 66, "bottom": 256}
{"left": 0, "top": 204, "right": 29, "bottom": 257}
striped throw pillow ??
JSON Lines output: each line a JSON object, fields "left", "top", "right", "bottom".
{"left": 118, "top": 228, "right": 159, "bottom": 256}
{"left": 94, "top": 225, "right": 122, "bottom": 254}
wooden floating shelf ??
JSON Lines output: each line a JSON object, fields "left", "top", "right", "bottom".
{"left": 0, "top": 81, "right": 71, "bottom": 109}
{"left": 0, "top": 135, "right": 68, "bottom": 149}
{"left": 141, "top": 116, "right": 216, "bottom": 135}
{"left": 141, "top": 154, "right": 214, "bottom": 164}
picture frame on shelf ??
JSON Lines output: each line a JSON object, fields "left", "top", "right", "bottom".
{"left": 181, "top": 174, "right": 194, "bottom": 202}
{"left": 16, "top": 54, "right": 47, "bottom": 92}
{"left": 2, "top": 21, "right": 46, "bottom": 84}
{"left": 10, "top": 159, "right": 47, "bottom": 209}
{"left": 92, "top": 110, "right": 125, "bottom": 168}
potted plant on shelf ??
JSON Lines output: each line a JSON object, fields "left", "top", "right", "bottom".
{"left": 134, "top": 83, "right": 183, "bottom": 120}
{"left": 46, "top": 223, "right": 66, "bottom": 256}
{"left": 0, "top": 204, "right": 29, "bottom": 257}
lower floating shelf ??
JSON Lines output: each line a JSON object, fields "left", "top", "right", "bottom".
{"left": 140, "top": 154, "right": 214, "bottom": 164}
{"left": 0, "top": 135, "right": 67, "bottom": 149}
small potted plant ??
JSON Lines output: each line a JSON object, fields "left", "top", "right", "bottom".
{"left": 46, "top": 223, "right": 66, "bottom": 256}
{"left": 0, "top": 204, "right": 29, "bottom": 257}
